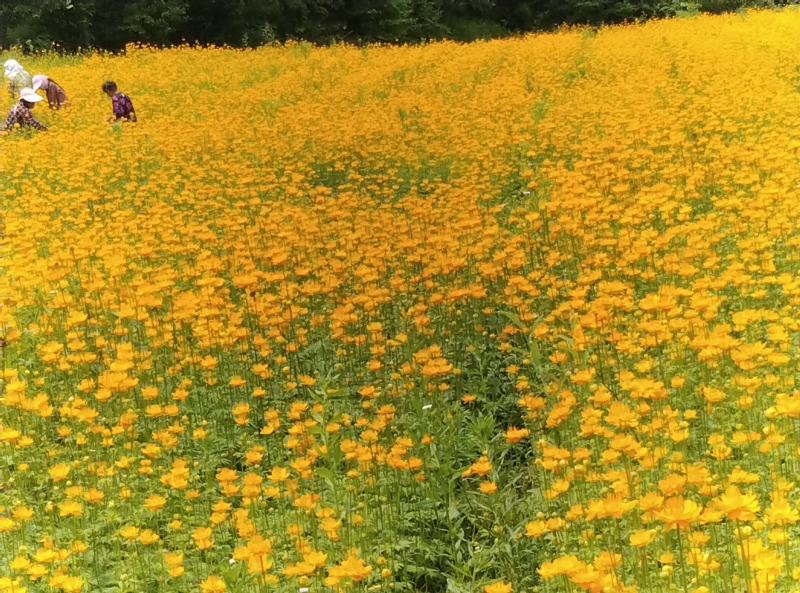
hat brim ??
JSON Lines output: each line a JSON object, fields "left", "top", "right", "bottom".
{"left": 22, "top": 94, "right": 44, "bottom": 103}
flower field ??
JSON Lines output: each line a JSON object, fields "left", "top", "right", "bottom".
{"left": 4, "top": 8, "right": 800, "bottom": 593}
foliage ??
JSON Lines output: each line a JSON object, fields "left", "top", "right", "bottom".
{"left": 0, "top": 0, "right": 798, "bottom": 48}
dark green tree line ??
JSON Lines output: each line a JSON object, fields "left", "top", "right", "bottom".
{"left": 0, "top": 0, "right": 795, "bottom": 50}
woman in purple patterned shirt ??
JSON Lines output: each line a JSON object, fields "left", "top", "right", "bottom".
{"left": 102, "top": 81, "right": 137, "bottom": 123}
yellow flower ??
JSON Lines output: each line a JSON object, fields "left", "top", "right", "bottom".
{"left": 12, "top": 506, "right": 33, "bottom": 522}
{"left": 654, "top": 497, "right": 702, "bottom": 531}
{"left": 326, "top": 550, "right": 372, "bottom": 584}
{"left": 629, "top": 529, "right": 657, "bottom": 548}
{"left": 539, "top": 555, "right": 585, "bottom": 580}
{"left": 144, "top": 494, "right": 167, "bottom": 512}
{"left": 269, "top": 467, "right": 289, "bottom": 484}
{"left": 193, "top": 527, "right": 214, "bottom": 551}
{"left": 716, "top": 486, "right": 761, "bottom": 522}
{"left": 298, "top": 375, "right": 316, "bottom": 387}
{"left": 62, "top": 576, "right": 84, "bottom": 593}
{"left": 48, "top": 463, "right": 71, "bottom": 482}
{"left": 479, "top": 481, "right": 498, "bottom": 494}
{"left": 484, "top": 582, "right": 512, "bottom": 593}
{"left": 164, "top": 552, "right": 185, "bottom": 577}
{"left": 765, "top": 495, "right": 798, "bottom": 526}
{"left": 83, "top": 488, "right": 105, "bottom": 505}
{"left": 462, "top": 455, "right": 492, "bottom": 478}
{"left": 200, "top": 576, "right": 226, "bottom": 593}
{"left": 119, "top": 526, "right": 140, "bottom": 541}
{"left": 139, "top": 530, "right": 160, "bottom": 545}
{"left": 504, "top": 427, "right": 529, "bottom": 444}
{"left": 71, "top": 541, "right": 88, "bottom": 554}
{"left": 58, "top": 501, "right": 83, "bottom": 518}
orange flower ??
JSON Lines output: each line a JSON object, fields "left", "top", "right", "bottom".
{"left": 539, "top": 555, "right": 585, "bottom": 580}
{"left": 629, "top": 529, "right": 657, "bottom": 548}
{"left": 484, "top": 582, "right": 512, "bottom": 593}
{"left": 200, "top": 576, "right": 226, "bottom": 593}
{"left": 462, "top": 456, "right": 492, "bottom": 478}
{"left": 479, "top": 481, "right": 498, "bottom": 495}
{"left": 716, "top": 486, "right": 761, "bottom": 522}
{"left": 144, "top": 494, "right": 167, "bottom": 513}
{"left": 654, "top": 497, "right": 703, "bottom": 530}
{"left": 504, "top": 427, "right": 530, "bottom": 444}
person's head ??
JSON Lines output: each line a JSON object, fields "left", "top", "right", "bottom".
{"left": 4, "top": 59, "right": 22, "bottom": 80}
{"left": 32, "top": 75, "right": 49, "bottom": 91}
{"left": 102, "top": 81, "right": 118, "bottom": 97}
{"left": 19, "top": 88, "right": 43, "bottom": 109}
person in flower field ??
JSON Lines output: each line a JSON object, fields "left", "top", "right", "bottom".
{"left": 102, "top": 81, "right": 137, "bottom": 123}
{"left": 4, "top": 59, "right": 32, "bottom": 98}
{"left": 4, "top": 87, "right": 47, "bottom": 132}
{"left": 33, "top": 75, "right": 69, "bottom": 109}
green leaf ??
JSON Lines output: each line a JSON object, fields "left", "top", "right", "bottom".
{"left": 529, "top": 339, "right": 543, "bottom": 368}
{"left": 446, "top": 578, "right": 469, "bottom": 593}
{"left": 497, "top": 310, "right": 525, "bottom": 330}
{"left": 448, "top": 503, "right": 461, "bottom": 520}
{"left": 316, "top": 467, "right": 338, "bottom": 489}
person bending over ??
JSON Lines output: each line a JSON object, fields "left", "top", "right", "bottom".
{"left": 4, "top": 88, "right": 47, "bottom": 132}
{"left": 102, "top": 81, "right": 137, "bottom": 123}
{"left": 4, "top": 60, "right": 32, "bottom": 98}
{"left": 33, "top": 75, "right": 68, "bottom": 109}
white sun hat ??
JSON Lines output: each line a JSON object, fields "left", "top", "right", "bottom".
{"left": 20, "top": 88, "right": 43, "bottom": 103}
{"left": 32, "top": 75, "right": 48, "bottom": 91}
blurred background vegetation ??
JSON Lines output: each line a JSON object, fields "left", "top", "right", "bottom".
{"left": 0, "top": 1, "right": 797, "bottom": 52}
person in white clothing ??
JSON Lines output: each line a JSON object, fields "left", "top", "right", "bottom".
{"left": 4, "top": 60, "right": 32, "bottom": 98}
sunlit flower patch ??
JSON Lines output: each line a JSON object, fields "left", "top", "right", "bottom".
{"left": 3, "top": 8, "right": 800, "bottom": 593}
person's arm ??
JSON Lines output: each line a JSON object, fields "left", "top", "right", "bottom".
{"left": 29, "top": 115, "right": 47, "bottom": 131}
{"left": 22, "top": 109, "right": 47, "bottom": 131}
{"left": 4, "top": 108, "right": 16, "bottom": 131}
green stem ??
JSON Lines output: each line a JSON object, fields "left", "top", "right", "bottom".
{"left": 675, "top": 526, "right": 689, "bottom": 593}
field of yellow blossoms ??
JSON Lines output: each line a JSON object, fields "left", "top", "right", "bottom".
{"left": 5, "top": 7, "right": 800, "bottom": 593}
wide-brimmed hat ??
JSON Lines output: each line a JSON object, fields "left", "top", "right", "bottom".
{"left": 32, "top": 75, "right": 48, "bottom": 91}
{"left": 20, "top": 88, "right": 43, "bottom": 103}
